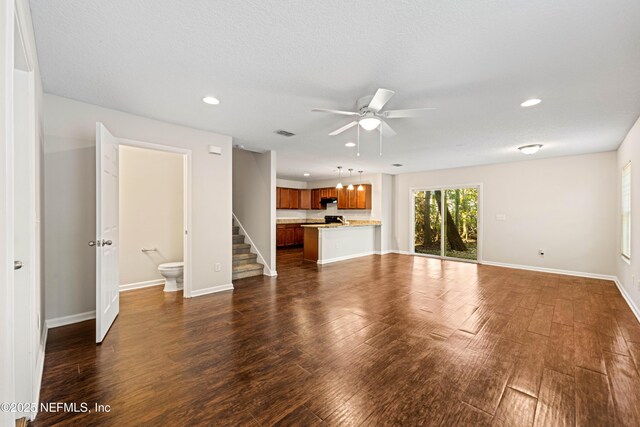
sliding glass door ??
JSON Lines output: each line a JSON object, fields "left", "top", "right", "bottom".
{"left": 413, "top": 186, "right": 479, "bottom": 261}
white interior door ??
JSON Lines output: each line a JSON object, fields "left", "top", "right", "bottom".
{"left": 95, "top": 123, "right": 119, "bottom": 343}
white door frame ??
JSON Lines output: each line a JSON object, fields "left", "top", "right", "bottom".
{"left": 409, "top": 183, "right": 483, "bottom": 263}
{"left": 118, "top": 138, "right": 193, "bottom": 297}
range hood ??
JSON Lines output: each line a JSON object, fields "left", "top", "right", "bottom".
{"left": 320, "top": 197, "right": 338, "bottom": 205}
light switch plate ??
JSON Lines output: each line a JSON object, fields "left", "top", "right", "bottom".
{"left": 495, "top": 213, "right": 507, "bottom": 221}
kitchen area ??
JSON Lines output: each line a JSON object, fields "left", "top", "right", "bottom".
{"left": 276, "top": 177, "right": 383, "bottom": 264}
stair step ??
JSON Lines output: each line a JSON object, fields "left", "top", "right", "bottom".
{"left": 233, "top": 252, "right": 258, "bottom": 265}
{"left": 232, "top": 263, "right": 264, "bottom": 280}
{"left": 233, "top": 234, "right": 245, "bottom": 244}
{"left": 232, "top": 226, "right": 239, "bottom": 235}
{"left": 233, "top": 243, "right": 251, "bottom": 254}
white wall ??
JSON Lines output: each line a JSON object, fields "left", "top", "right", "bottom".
{"left": 233, "top": 148, "right": 276, "bottom": 273}
{"left": 43, "top": 94, "right": 233, "bottom": 321}
{"left": 394, "top": 152, "right": 617, "bottom": 277}
{"left": 616, "top": 116, "right": 640, "bottom": 316}
{"left": 119, "top": 146, "right": 183, "bottom": 286}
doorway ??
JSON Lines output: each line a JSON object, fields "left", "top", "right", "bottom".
{"left": 411, "top": 185, "right": 481, "bottom": 262}
{"left": 119, "top": 145, "right": 185, "bottom": 293}
{"left": 94, "top": 126, "right": 193, "bottom": 343}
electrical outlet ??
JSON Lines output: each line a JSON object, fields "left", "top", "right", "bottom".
{"left": 538, "top": 249, "right": 545, "bottom": 257}
{"left": 215, "top": 263, "right": 221, "bottom": 272}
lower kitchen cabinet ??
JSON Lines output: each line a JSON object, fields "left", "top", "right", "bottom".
{"left": 276, "top": 223, "right": 305, "bottom": 247}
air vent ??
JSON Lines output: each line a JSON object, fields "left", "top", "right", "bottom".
{"left": 392, "top": 163, "right": 403, "bottom": 167}
{"left": 274, "top": 129, "right": 295, "bottom": 137}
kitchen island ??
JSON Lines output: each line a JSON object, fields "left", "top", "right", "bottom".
{"left": 302, "top": 220, "right": 382, "bottom": 264}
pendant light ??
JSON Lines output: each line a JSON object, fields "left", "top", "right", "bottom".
{"left": 335, "top": 166, "right": 343, "bottom": 189}
{"left": 347, "top": 169, "right": 354, "bottom": 190}
{"left": 357, "top": 171, "right": 364, "bottom": 191}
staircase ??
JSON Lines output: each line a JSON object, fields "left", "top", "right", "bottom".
{"left": 232, "top": 221, "right": 264, "bottom": 280}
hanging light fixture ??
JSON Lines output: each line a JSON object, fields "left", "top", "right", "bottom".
{"left": 335, "top": 166, "right": 343, "bottom": 189}
{"left": 357, "top": 171, "right": 364, "bottom": 191}
{"left": 347, "top": 169, "right": 354, "bottom": 190}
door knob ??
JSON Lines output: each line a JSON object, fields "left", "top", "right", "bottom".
{"left": 88, "top": 240, "right": 96, "bottom": 247}
{"left": 102, "top": 240, "right": 113, "bottom": 246}
{"left": 14, "top": 260, "right": 23, "bottom": 270}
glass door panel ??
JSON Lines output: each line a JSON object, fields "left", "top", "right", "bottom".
{"left": 443, "top": 188, "right": 478, "bottom": 260}
{"left": 413, "top": 190, "right": 442, "bottom": 256}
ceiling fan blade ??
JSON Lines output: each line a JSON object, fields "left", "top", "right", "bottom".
{"left": 312, "top": 108, "right": 359, "bottom": 116}
{"left": 329, "top": 120, "right": 358, "bottom": 136}
{"left": 383, "top": 107, "right": 437, "bottom": 118}
{"left": 380, "top": 121, "right": 396, "bottom": 137}
{"left": 368, "top": 88, "right": 395, "bottom": 112}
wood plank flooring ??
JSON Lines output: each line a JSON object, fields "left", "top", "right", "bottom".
{"left": 33, "top": 248, "right": 640, "bottom": 426}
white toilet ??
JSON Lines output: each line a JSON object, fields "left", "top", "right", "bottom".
{"left": 158, "top": 262, "right": 184, "bottom": 292}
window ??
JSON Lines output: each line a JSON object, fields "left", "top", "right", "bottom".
{"left": 622, "top": 162, "right": 631, "bottom": 260}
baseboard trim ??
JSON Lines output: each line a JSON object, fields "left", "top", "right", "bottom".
{"left": 480, "top": 260, "right": 617, "bottom": 281}
{"left": 119, "top": 279, "right": 164, "bottom": 292}
{"left": 46, "top": 311, "right": 96, "bottom": 329}
{"left": 30, "top": 327, "right": 48, "bottom": 420}
{"left": 190, "top": 283, "right": 234, "bottom": 297}
{"left": 265, "top": 270, "right": 278, "bottom": 277}
{"left": 614, "top": 278, "right": 640, "bottom": 323}
{"left": 318, "top": 252, "right": 377, "bottom": 265}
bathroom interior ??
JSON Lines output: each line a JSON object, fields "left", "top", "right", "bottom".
{"left": 119, "top": 145, "right": 185, "bottom": 294}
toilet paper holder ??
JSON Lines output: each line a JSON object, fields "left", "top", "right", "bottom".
{"left": 141, "top": 247, "right": 157, "bottom": 253}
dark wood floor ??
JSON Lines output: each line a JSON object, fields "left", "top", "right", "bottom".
{"left": 34, "top": 248, "right": 640, "bottom": 426}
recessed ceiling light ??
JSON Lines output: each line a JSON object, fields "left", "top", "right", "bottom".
{"left": 303, "top": 173, "right": 310, "bottom": 177}
{"left": 520, "top": 98, "right": 541, "bottom": 107}
{"left": 518, "top": 144, "right": 543, "bottom": 154}
{"left": 392, "top": 163, "right": 403, "bottom": 167}
{"left": 202, "top": 96, "right": 220, "bottom": 105}
{"left": 345, "top": 142, "right": 356, "bottom": 147}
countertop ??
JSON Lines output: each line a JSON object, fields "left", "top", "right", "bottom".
{"left": 276, "top": 218, "right": 326, "bottom": 225}
{"left": 301, "top": 220, "right": 382, "bottom": 228}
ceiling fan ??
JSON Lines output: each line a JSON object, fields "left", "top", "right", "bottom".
{"left": 312, "top": 88, "right": 436, "bottom": 138}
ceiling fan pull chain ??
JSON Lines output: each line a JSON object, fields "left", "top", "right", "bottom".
{"left": 379, "top": 126, "right": 383, "bottom": 156}
{"left": 357, "top": 124, "right": 360, "bottom": 157}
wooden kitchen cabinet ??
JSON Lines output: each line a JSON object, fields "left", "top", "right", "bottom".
{"left": 277, "top": 223, "right": 305, "bottom": 247}
{"left": 276, "top": 225, "right": 286, "bottom": 246}
{"left": 290, "top": 189, "right": 300, "bottom": 209}
{"left": 337, "top": 187, "right": 347, "bottom": 209}
{"left": 299, "top": 189, "right": 311, "bottom": 209}
{"left": 358, "top": 184, "right": 372, "bottom": 209}
{"left": 276, "top": 185, "right": 372, "bottom": 210}
{"left": 311, "top": 189, "right": 322, "bottom": 209}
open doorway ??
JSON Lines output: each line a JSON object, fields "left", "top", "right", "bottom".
{"left": 118, "top": 145, "right": 186, "bottom": 295}
{"left": 411, "top": 185, "right": 482, "bottom": 262}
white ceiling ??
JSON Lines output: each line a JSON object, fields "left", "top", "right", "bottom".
{"left": 30, "top": 0, "right": 640, "bottom": 181}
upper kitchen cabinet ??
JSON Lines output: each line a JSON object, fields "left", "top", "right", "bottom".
{"left": 276, "top": 185, "right": 372, "bottom": 210}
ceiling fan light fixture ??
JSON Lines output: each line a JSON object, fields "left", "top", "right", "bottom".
{"left": 518, "top": 144, "right": 543, "bottom": 154}
{"left": 359, "top": 117, "right": 381, "bottom": 131}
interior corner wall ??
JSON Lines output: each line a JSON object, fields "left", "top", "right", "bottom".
{"left": 616, "top": 115, "right": 640, "bottom": 316}
{"left": 119, "top": 146, "right": 183, "bottom": 286}
{"left": 43, "top": 94, "right": 233, "bottom": 321}
{"left": 380, "top": 174, "right": 396, "bottom": 253}
{"left": 233, "top": 148, "right": 276, "bottom": 272}
{"left": 393, "top": 152, "right": 617, "bottom": 277}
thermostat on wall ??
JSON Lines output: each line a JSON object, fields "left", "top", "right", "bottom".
{"left": 208, "top": 145, "right": 222, "bottom": 155}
